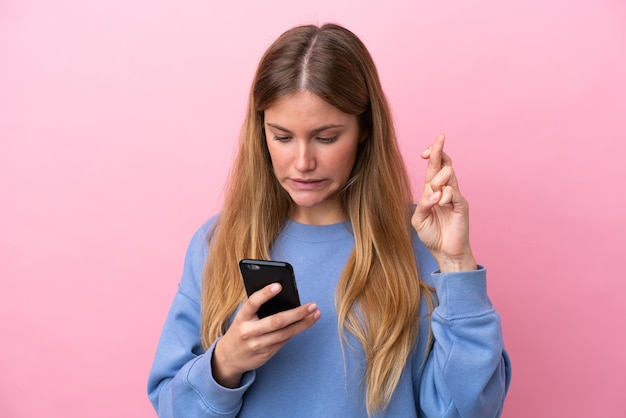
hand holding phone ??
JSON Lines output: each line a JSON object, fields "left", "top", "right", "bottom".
{"left": 213, "top": 260, "right": 316, "bottom": 388}
{"left": 239, "top": 259, "right": 301, "bottom": 318}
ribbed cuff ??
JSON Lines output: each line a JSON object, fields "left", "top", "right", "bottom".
{"left": 186, "top": 339, "right": 256, "bottom": 414}
{"left": 431, "top": 266, "right": 493, "bottom": 318}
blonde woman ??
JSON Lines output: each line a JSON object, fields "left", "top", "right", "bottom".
{"left": 148, "top": 23, "right": 511, "bottom": 417}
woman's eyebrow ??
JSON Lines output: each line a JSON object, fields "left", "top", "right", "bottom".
{"left": 266, "top": 122, "right": 345, "bottom": 134}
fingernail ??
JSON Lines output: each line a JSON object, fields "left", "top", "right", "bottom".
{"left": 270, "top": 284, "right": 281, "bottom": 293}
{"left": 308, "top": 303, "right": 318, "bottom": 313}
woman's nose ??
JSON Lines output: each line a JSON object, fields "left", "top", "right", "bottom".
{"left": 294, "top": 142, "right": 316, "bottom": 172}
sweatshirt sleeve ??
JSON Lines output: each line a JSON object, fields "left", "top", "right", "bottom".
{"left": 147, "top": 220, "right": 255, "bottom": 417}
{"left": 418, "top": 267, "right": 512, "bottom": 417}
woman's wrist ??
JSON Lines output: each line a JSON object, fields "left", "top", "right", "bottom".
{"left": 212, "top": 340, "right": 243, "bottom": 389}
{"left": 434, "top": 253, "right": 477, "bottom": 273}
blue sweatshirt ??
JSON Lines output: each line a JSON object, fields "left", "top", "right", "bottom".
{"left": 148, "top": 216, "right": 511, "bottom": 417}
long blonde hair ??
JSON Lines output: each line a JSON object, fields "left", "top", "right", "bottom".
{"left": 201, "top": 23, "right": 433, "bottom": 415}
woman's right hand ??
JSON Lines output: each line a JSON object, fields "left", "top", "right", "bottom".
{"left": 211, "top": 283, "right": 321, "bottom": 388}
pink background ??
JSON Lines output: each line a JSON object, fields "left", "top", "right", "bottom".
{"left": 1, "top": 0, "right": 625, "bottom": 416}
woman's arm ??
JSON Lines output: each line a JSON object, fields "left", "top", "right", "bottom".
{"left": 412, "top": 135, "right": 511, "bottom": 416}
{"left": 147, "top": 220, "right": 254, "bottom": 417}
{"left": 418, "top": 267, "right": 511, "bottom": 417}
{"left": 147, "top": 219, "right": 321, "bottom": 417}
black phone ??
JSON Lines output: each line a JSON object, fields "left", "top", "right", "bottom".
{"left": 238, "top": 259, "right": 301, "bottom": 318}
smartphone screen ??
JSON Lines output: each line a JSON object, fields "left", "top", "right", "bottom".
{"left": 238, "top": 259, "right": 301, "bottom": 318}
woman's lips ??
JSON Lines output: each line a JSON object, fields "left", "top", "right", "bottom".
{"left": 289, "top": 178, "right": 327, "bottom": 191}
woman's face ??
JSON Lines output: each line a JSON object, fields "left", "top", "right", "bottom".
{"left": 264, "top": 90, "right": 361, "bottom": 225}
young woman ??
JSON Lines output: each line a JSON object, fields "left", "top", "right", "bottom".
{"left": 148, "top": 23, "right": 511, "bottom": 417}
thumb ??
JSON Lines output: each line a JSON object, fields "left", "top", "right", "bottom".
{"left": 413, "top": 191, "right": 440, "bottom": 225}
{"left": 241, "top": 283, "right": 281, "bottom": 318}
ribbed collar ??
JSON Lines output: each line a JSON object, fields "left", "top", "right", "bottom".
{"left": 280, "top": 219, "right": 354, "bottom": 242}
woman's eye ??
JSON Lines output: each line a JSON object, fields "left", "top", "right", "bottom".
{"left": 273, "top": 136, "right": 291, "bottom": 142}
{"left": 317, "top": 136, "right": 337, "bottom": 144}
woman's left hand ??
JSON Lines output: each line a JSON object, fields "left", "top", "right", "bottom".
{"left": 412, "top": 134, "right": 477, "bottom": 272}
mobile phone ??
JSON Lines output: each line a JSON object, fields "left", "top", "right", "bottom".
{"left": 238, "top": 259, "right": 301, "bottom": 318}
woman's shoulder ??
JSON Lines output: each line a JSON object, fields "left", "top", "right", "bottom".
{"left": 176, "top": 214, "right": 221, "bottom": 299}
{"left": 185, "top": 213, "right": 221, "bottom": 246}
{"left": 182, "top": 214, "right": 221, "bottom": 269}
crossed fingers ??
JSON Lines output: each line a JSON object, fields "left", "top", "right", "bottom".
{"left": 421, "top": 134, "right": 459, "bottom": 206}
